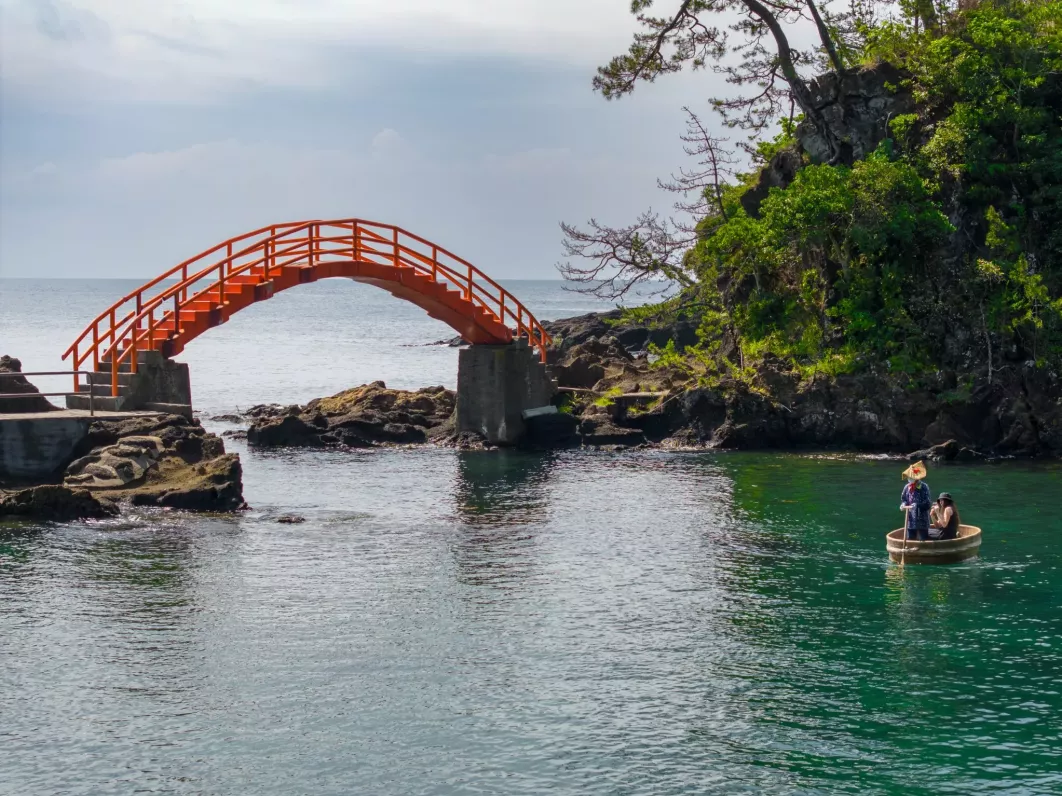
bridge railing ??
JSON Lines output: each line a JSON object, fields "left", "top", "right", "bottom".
{"left": 63, "top": 220, "right": 550, "bottom": 396}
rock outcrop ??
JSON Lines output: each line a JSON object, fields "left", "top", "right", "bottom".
{"left": 0, "top": 485, "right": 117, "bottom": 521}
{"left": 126, "top": 453, "right": 244, "bottom": 511}
{"left": 799, "top": 62, "right": 916, "bottom": 165}
{"left": 0, "top": 356, "right": 55, "bottom": 414}
{"left": 62, "top": 414, "right": 245, "bottom": 512}
{"left": 739, "top": 63, "right": 917, "bottom": 218}
{"left": 529, "top": 312, "right": 1062, "bottom": 457}
{"left": 247, "top": 381, "right": 456, "bottom": 448}
{"left": 543, "top": 311, "right": 700, "bottom": 355}
{"left": 65, "top": 436, "right": 164, "bottom": 488}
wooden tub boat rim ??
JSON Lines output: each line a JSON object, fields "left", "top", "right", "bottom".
{"left": 886, "top": 524, "right": 982, "bottom": 557}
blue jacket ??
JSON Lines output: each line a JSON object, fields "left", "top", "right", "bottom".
{"left": 901, "top": 481, "right": 932, "bottom": 531}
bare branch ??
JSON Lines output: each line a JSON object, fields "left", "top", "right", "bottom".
{"left": 658, "top": 107, "right": 738, "bottom": 220}
{"left": 557, "top": 213, "right": 698, "bottom": 300}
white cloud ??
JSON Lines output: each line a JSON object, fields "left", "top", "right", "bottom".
{"left": 2, "top": 0, "right": 640, "bottom": 103}
{"left": 370, "top": 128, "right": 406, "bottom": 157}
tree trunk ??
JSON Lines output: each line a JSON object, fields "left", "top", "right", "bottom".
{"left": 804, "top": 0, "right": 846, "bottom": 74}
{"left": 741, "top": 0, "right": 842, "bottom": 163}
{"left": 915, "top": 0, "right": 939, "bottom": 35}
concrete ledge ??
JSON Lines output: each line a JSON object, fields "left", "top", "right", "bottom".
{"left": 1, "top": 409, "right": 170, "bottom": 480}
{"left": 143, "top": 402, "right": 193, "bottom": 419}
{"left": 522, "top": 405, "right": 558, "bottom": 420}
{"left": 1, "top": 415, "right": 90, "bottom": 479}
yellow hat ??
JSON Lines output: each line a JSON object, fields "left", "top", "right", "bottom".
{"left": 902, "top": 461, "right": 927, "bottom": 480}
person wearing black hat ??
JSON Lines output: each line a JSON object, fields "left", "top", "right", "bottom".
{"left": 929, "top": 493, "right": 961, "bottom": 540}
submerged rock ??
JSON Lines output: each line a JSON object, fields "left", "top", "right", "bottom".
{"left": 0, "top": 485, "right": 117, "bottom": 521}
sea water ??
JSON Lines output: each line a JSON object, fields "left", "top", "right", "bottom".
{"left": 2, "top": 279, "right": 1060, "bottom": 795}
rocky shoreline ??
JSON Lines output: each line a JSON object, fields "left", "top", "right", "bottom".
{"left": 1, "top": 412, "right": 245, "bottom": 522}
{"left": 436, "top": 310, "right": 1062, "bottom": 459}
{"left": 238, "top": 382, "right": 457, "bottom": 448}
{"left": 3, "top": 308, "right": 1058, "bottom": 522}
{"left": 230, "top": 309, "right": 1061, "bottom": 459}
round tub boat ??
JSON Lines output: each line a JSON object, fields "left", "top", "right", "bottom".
{"left": 886, "top": 525, "right": 982, "bottom": 564}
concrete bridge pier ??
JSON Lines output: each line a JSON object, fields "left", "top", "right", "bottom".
{"left": 456, "top": 341, "right": 556, "bottom": 445}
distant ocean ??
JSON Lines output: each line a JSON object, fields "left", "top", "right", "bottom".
{"left": 0, "top": 278, "right": 627, "bottom": 413}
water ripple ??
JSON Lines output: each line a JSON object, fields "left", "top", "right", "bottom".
{"left": 2, "top": 451, "right": 1060, "bottom": 795}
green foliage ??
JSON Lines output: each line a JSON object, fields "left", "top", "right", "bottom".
{"left": 648, "top": 339, "right": 689, "bottom": 370}
{"left": 750, "top": 116, "right": 800, "bottom": 165}
{"left": 632, "top": 0, "right": 1062, "bottom": 376}
{"left": 592, "top": 387, "right": 624, "bottom": 408}
{"left": 555, "top": 393, "right": 577, "bottom": 415}
{"left": 690, "top": 145, "right": 951, "bottom": 364}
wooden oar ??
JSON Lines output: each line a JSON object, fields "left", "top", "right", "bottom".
{"left": 901, "top": 505, "right": 910, "bottom": 567}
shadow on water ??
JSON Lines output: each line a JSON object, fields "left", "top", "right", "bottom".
{"left": 451, "top": 449, "right": 554, "bottom": 527}
{"left": 0, "top": 520, "right": 42, "bottom": 572}
{"left": 446, "top": 449, "right": 556, "bottom": 590}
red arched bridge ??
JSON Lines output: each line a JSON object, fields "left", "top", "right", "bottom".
{"left": 63, "top": 219, "right": 551, "bottom": 400}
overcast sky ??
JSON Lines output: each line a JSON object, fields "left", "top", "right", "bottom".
{"left": 0, "top": 0, "right": 722, "bottom": 279}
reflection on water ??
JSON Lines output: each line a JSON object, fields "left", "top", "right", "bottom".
{"left": 451, "top": 449, "right": 554, "bottom": 526}
{"left": 2, "top": 452, "right": 1060, "bottom": 796}
{"left": 446, "top": 450, "right": 555, "bottom": 590}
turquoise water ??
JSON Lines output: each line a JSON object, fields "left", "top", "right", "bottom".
{"left": 2, "top": 280, "right": 1061, "bottom": 794}
{"left": 2, "top": 450, "right": 1060, "bottom": 795}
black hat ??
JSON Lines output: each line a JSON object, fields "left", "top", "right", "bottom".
{"left": 937, "top": 492, "right": 953, "bottom": 501}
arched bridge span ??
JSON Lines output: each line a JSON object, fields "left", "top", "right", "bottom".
{"left": 63, "top": 219, "right": 550, "bottom": 396}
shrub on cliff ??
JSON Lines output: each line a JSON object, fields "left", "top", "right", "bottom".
{"left": 561, "top": 0, "right": 1062, "bottom": 377}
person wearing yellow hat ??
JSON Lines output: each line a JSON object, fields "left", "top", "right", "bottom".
{"left": 900, "top": 461, "right": 933, "bottom": 541}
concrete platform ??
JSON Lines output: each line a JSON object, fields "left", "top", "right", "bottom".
{"left": 0, "top": 410, "right": 167, "bottom": 480}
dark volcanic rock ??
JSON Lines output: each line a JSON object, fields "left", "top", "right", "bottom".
{"left": 247, "top": 414, "right": 327, "bottom": 447}
{"left": 741, "top": 146, "right": 804, "bottom": 218}
{"left": 524, "top": 412, "right": 579, "bottom": 448}
{"left": 800, "top": 62, "right": 916, "bottom": 165}
{"left": 247, "top": 382, "right": 456, "bottom": 449}
{"left": 0, "top": 356, "right": 56, "bottom": 413}
{"left": 244, "top": 404, "right": 300, "bottom": 420}
{"left": 578, "top": 417, "right": 647, "bottom": 447}
{"left": 542, "top": 308, "right": 1062, "bottom": 457}
{"left": 128, "top": 454, "right": 244, "bottom": 511}
{"left": 0, "top": 485, "right": 117, "bottom": 521}
{"left": 544, "top": 312, "right": 698, "bottom": 355}
{"left": 65, "top": 414, "right": 246, "bottom": 512}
